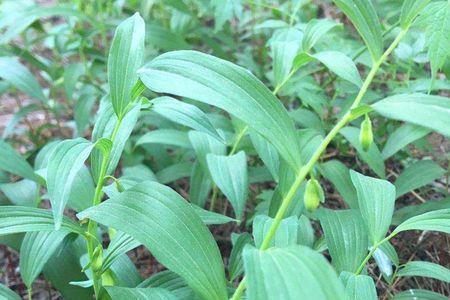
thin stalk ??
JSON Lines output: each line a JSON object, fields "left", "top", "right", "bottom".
{"left": 86, "top": 116, "right": 122, "bottom": 298}
{"left": 209, "top": 186, "right": 219, "bottom": 211}
{"left": 355, "top": 233, "right": 396, "bottom": 275}
{"left": 230, "top": 28, "right": 408, "bottom": 300}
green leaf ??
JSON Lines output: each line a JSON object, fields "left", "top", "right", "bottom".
{"left": 372, "top": 93, "right": 450, "bottom": 137}
{"left": 395, "top": 160, "right": 445, "bottom": 198}
{"left": 397, "top": 261, "right": 450, "bottom": 283}
{"left": 151, "top": 96, "right": 223, "bottom": 141}
{"left": 139, "top": 50, "right": 302, "bottom": 171}
{"left": 74, "top": 91, "right": 96, "bottom": 136}
{"left": 138, "top": 270, "right": 197, "bottom": 300}
{"left": 91, "top": 101, "right": 141, "bottom": 182}
{"left": 228, "top": 233, "right": 253, "bottom": 281}
{"left": 393, "top": 208, "right": 450, "bottom": 235}
{"left": 341, "top": 127, "right": 385, "bottom": 178}
{"left": 0, "top": 283, "right": 21, "bottom": 300}
{"left": 0, "top": 179, "right": 38, "bottom": 207}
{"left": 136, "top": 129, "right": 192, "bottom": 149}
{"left": 298, "top": 215, "right": 315, "bottom": 247}
{"left": 77, "top": 181, "right": 228, "bottom": 300}
{"left": 102, "top": 232, "right": 141, "bottom": 272}
{"left": 20, "top": 230, "right": 70, "bottom": 287}
{"left": 253, "top": 215, "right": 299, "bottom": 248}
{"left": 319, "top": 160, "right": 358, "bottom": 209}
{"left": 0, "top": 206, "right": 84, "bottom": 235}
{"left": 249, "top": 130, "right": 280, "bottom": 182}
{"left": 156, "top": 162, "right": 193, "bottom": 184}
{"left": 350, "top": 171, "right": 396, "bottom": 245}
{"left": 332, "top": 0, "right": 383, "bottom": 62}
{"left": 382, "top": 124, "right": 431, "bottom": 159}
{"left": 47, "top": 138, "right": 95, "bottom": 229}
{"left": 0, "top": 57, "right": 47, "bottom": 103}
{"left": 243, "top": 245, "right": 347, "bottom": 300}
{"left": 109, "top": 254, "right": 143, "bottom": 288}
{"left": 302, "top": 19, "right": 340, "bottom": 51}
{"left": 342, "top": 273, "right": 377, "bottom": 300}
{"left": 2, "top": 103, "right": 40, "bottom": 139}
{"left": 400, "top": 0, "right": 432, "bottom": 29}
{"left": 189, "top": 162, "right": 212, "bottom": 208}
{"left": 424, "top": 1, "right": 450, "bottom": 77}
{"left": 319, "top": 209, "right": 368, "bottom": 273}
{"left": 189, "top": 130, "right": 226, "bottom": 172}
{"left": 42, "top": 237, "right": 93, "bottom": 299}
{"left": 311, "top": 51, "right": 362, "bottom": 87}
{"left": 108, "top": 13, "right": 145, "bottom": 117}
{"left": 269, "top": 28, "right": 303, "bottom": 87}
{"left": 393, "top": 289, "right": 448, "bottom": 300}
{"left": 64, "top": 63, "right": 84, "bottom": 100}
{"left": 191, "top": 204, "right": 237, "bottom": 225}
{"left": 392, "top": 198, "right": 450, "bottom": 225}
{"left": 0, "top": 139, "right": 42, "bottom": 183}
{"left": 206, "top": 151, "right": 248, "bottom": 219}
{"left": 106, "top": 287, "right": 177, "bottom": 300}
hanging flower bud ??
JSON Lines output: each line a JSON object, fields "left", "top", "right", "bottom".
{"left": 91, "top": 245, "right": 103, "bottom": 273}
{"left": 359, "top": 114, "right": 373, "bottom": 152}
{"left": 101, "top": 269, "right": 116, "bottom": 287}
{"left": 304, "top": 178, "right": 324, "bottom": 212}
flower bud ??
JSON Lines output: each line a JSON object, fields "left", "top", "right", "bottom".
{"left": 359, "top": 114, "right": 373, "bottom": 152}
{"left": 304, "top": 179, "right": 324, "bottom": 212}
{"left": 91, "top": 245, "right": 103, "bottom": 273}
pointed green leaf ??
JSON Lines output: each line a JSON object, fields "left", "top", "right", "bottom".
{"left": 303, "top": 19, "right": 340, "bottom": 51}
{"left": 136, "top": 129, "right": 192, "bottom": 149}
{"left": 0, "top": 283, "right": 21, "bottom": 300}
{"left": 249, "top": 130, "right": 280, "bottom": 182}
{"left": 189, "top": 130, "right": 226, "bottom": 172}
{"left": 77, "top": 181, "right": 228, "bottom": 300}
{"left": 151, "top": 96, "right": 223, "bottom": 141}
{"left": 0, "top": 206, "right": 84, "bottom": 235}
{"left": 392, "top": 198, "right": 450, "bottom": 225}
{"left": 350, "top": 171, "right": 396, "bottom": 245}
{"left": 400, "top": 0, "right": 432, "bottom": 29}
{"left": 319, "top": 209, "right": 368, "bottom": 273}
{"left": 228, "top": 233, "right": 253, "bottom": 281}
{"left": 20, "top": 230, "right": 70, "bottom": 287}
{"left": 382, "top": 124, "right": 431, "bottom": 159}
{"left": 319, "top": 160, "right": 358, "bottom": 209}
{"left": 395, "top": 160, "right": 445, "bottom": 198}
{"left": 333, "top": 0, "right": 383, "bottom": 62}
{"left": 312, "top": 51, "right": 362, "bottom": 87}
{"left": 393, "top": 208, "right": 450, "bottom": 235}
{"left": 137, "top": 270, "right": 196, "bottom": 300}
{"left": 0, "top": 57, "right": 47, "bottom": 103}
{"left": 397, "top": 261, "right": 450, "bottom": 283}
{"left": 91, "top": 101, "right": 141, "bottom": 182}
{"left": 189, "top": 162, "right": 212, "bottom": 208}
{"left": 206, "top": 151, "right": 248, "bottom": 219}
{"left": 138, "top": 50, "right": 302, "bottom": 170}
{"left": 372, "top": 93, "right": 450, "bottom": 137}
{"left": 102, "top": 232, "right": 141, "bottom": 272}
{"left": 243, "top": 245, "right": 347, "bottom": 300}
{"left": 108, "top": 13, "right": 145, "bottom": 117}
{"left": 47, "top": 138, "right": 94, "bottom": 229}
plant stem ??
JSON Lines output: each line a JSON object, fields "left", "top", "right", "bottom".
{"left": 355, "top": 233, "right": 396, "bottom": 275}
{"left": 86, "top": 116, "right": 122, "bottom": 298}
{"left": 230, "top": 28, "right": 408, "bottom": 300}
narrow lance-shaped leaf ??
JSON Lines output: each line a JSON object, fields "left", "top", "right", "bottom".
{"left": 138, "top": 50, "right": 302, "bottom": 171}
{"left": 394, "top": 160, "right": 445, "bottom": 198}
{"left": 189, "top": 130, "right": 226, "bottom": 172}
{"left": 0, "top": 206, "right": 84, "bottom": 235}
{"left": 397, "top": 261, "right": 450, "bottom": 283}
{"left": 108, "top": 13, "right": 145, "bottom": 117}
{"left": 382, "top": 123, "right": 431, "bottom": 159}
{"left": 151, "top": 96, "right": 223, "bottom": 141}
{"left": 136, "top": 129, "right": 192, "bottom": 149}
{"left": 400, "top": 0, "right": 432, "bottom": 29}
{"left": 393, "top": 289, "right": 448, "bottom": 300}
{"left": 20, "top": 230, "right": 70, "bottom": 288}
{"left": 77, "top": 181, "right": 228, "bottom": 300}
{"left": 311, "top": 51, "right": 362, "bottom": 87}
{"left": 350, "top": 171, "right": 396, "bottom": 245}
{"left": 206, "top": 151, "right": 248, "bottom": 219}
{"left": 243, "top": 245, "right": 347, "bottom": 300}
{"left": 47, "top": 138, "right": 108, "bottom": 229}
{"left": 0, "top": 57, "right": 47, "bottom": 103}
{"left": 393, "top": 208, "right": 450, "bottom": 235}
{"left": 333, "top": 0, "right": 383, "bottom": 62}
{"left": 250, "top": 130, "right": 280, "bottom": 182}
{"left": 0, "top": 283, "right": 21, "bottom": 300}
{"left": 372, "top": 93, "right": 450, "bottom": 137}
{"left": 302, "top": 19, "right": 340, "bottom": 51}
